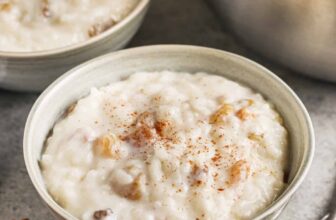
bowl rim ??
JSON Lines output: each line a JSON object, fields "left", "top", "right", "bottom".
{"left": 23, "top": 44, "right": 315, "bottom": 220}
{"left": 0, "top": 0, "right": 149, "bottom": 59}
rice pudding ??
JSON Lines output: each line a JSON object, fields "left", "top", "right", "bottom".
{"left": 41, "top": 71, "right": 288, "bottom": 220}
{"left": 0, "top": 0, "right": 139, "bottom": 52}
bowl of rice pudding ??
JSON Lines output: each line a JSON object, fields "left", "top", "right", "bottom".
{"left": 24, "top": 45, "right": 314, "bottom": 220}
{"left": 0, "top": 0, "right": 149, "bottom": 91}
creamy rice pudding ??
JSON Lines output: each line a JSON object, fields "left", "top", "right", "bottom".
{"left": 41, "top": 71, "right": 288, "bottom": 220}
{"left": 0, "top": 0, "right": 139, "bottom": 52}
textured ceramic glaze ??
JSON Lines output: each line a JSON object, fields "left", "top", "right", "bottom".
{"left": 0, "top": 0, "right": 149, "bottom": 92}
{"left": 23, "top": 45, "right": 314, "bottom": 220}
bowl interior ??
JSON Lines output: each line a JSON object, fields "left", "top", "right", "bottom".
{"left": 24, "top": 45, "right": 314, "bottom": 220}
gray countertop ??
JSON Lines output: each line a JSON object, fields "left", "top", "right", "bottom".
{"left": 1, "top": 0, "right": 335, "bottom": 219}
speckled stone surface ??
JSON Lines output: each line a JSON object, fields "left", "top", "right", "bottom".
{"left": 0, "top": 0, "right": 335, "bottom": 219}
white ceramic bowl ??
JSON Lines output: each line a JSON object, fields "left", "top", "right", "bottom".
{"left": 23, "top": 45, "right": 314, "bottom": 220}
{"left": 0, "top": 0, "right": 149, "bottom": 92}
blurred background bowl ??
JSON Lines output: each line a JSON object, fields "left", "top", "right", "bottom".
{"left": 0, "top": 0, "right": 149, "bottom": 92}
{"left": 208, "top": 0, "right": 336, "bottom": 82}
{"left": 24, "top": 45, "right": 314, "bottom": 220}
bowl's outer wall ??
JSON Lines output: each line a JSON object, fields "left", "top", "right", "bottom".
{"left": 24, "top": 46, "right": 314, "bottom": 220}
{"left": 0, "top": 0, "right": 149, "bottom": 92}
{"left": 208, "top": 0, "right": 336, "bottom": 82}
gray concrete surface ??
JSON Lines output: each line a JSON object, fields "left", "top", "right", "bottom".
{"left": 0, "top": 0, "right": 335, "bottom": 219}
